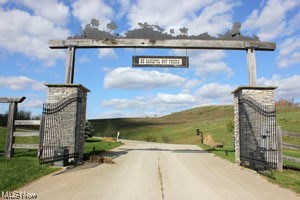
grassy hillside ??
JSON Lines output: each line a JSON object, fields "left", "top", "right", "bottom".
{"left": 90, "top": 105, "right": 300, "bottom": 146}
{"left": 91, "top": 105, "right": 235, "bottom": 147}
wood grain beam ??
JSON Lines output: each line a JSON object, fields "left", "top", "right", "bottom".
{"left": 49, "top": 39, "right": 276, "bottom": 51}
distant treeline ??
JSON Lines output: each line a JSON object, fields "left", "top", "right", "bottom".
{"left": 276, "top": 98, "right": 299, "bottom": 107}
{"left": 0, "top": 110, "right": 40, "bottom": 127}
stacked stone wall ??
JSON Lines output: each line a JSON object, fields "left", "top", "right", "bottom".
{"left": 232, "top": 86, "right": 276, "bottom": 165}
{"left": 45, "top": 84, "right": 89, "bottom": 161}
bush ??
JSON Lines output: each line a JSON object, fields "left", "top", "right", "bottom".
{"left": 161, "top": 135, "right": 170, "bottom": 143}
{"left": 226, "top": 120, "right": 234, "bottom": 134}
{"left": 144, "top": 134, "right": 157, "bottom": 142}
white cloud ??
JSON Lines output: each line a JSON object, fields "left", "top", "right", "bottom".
{"left": 104, "top": 67, "right": 185, "bottom": 89}
{"left": 0, "top": 0, "right": 7, "bottom": 5}
{"left": 102, "top": 97, "right": 146, "bottom": 110}
{"left": 0, "top": 76, "right": 46, "bottom": 91}
{"left": 16, "top": 0, "right": 69, "bottom": 26}
{"left": 185, "top": 1, "right": 240, "bottom": 36}
{"left": 127, "top": 0, "right": 238, "bottom": 36}
{"left": 99, "top": 49, "right": 118, "bottom": 59}
{"left": 194, "top": 83, "right": 234, "bottom": 104}
{"left": 258, "top": 75, "right": 300, "bottom": 100}
{"left": 152, "top": 93, "right": 196, "bottom": 112}
{"left": 78, "top": 55, "right": 92, "bottom": 64}
{"left": 0, "top": 9, "right": 69, "bottom": 66}
{"left": 72, "top": 0, "right": 113, "bottom": 28}
{"left": 21, "top": 99, "right": 44, "bottom": 109}
{"left": 94, "top": 110, "right": 158, "bottom": 119}
{"left": 116, "top": 0, "right": 131, "bottom": 20}
{"left": 173, "top": 49, "right": 233, "bottom": 77}
{"left": 101, "top": 92, "right": 196, "bottom": 116}
{"left": 242, "top": 0, "right": 300, "bottom": 41}
{"left": 100, "top": 82, "right": 236, "bottom": 117}
{"left": 153, "top": 93, "right": 195, "bottom": 104}
{"left": 285, "top": 12, "right": 300, "bottom": 36}
{"left": 277, "top": 36, "right": 300, "bottom": 68}
{"left": 182, "top": 79, "right": 202, "bottom": 93}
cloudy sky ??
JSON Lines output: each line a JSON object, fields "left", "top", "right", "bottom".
{"left": 0, "top": 0, "right": 299, "bottom": 119}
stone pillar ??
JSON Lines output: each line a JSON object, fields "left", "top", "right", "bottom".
{"left": 232, "top": 86, "right": 277, "bottom": 164}
{"left": 45, "top": 84, "right": 90, "bottom": 162}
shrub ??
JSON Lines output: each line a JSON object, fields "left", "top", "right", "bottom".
{"left": 144, "top": 134, "right": 157, "bottom": 142}
{"left": 161, "top": 135, "right": 170, "bottom": 143}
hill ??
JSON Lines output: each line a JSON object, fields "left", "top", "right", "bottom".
{"left": 90, "top": 105, "right": 300, "bottom": 149}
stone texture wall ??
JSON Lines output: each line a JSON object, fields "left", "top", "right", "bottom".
{"left": 45, "top": 84, "right": 89, "bottom": 161}
{"left": 232, "top": 86, "right": 276, "bottom": 164}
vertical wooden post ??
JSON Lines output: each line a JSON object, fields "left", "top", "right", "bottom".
{"left": 246, "top": 48, "right": 257, "bottom": 86}
{"left": 277, "top": 126, "right": 283, "bottom": 171}
{"left": 5, "top": 102, "right": 17, "bottom": 158}
{"left": 65, "top": 46, "right": 76, "bottom": 84}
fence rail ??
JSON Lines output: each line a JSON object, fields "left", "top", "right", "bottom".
{"left": 283, "top": 155, "right": 300, "bottom": 164}
{"left": 13, "top": 144, "right": 39, "bottom": 149}
{"left": 282, "top": 131, "right": 300, "bottom": 138}
{"left": 12, "top": 120, "right": 40, "bottom": 152}
{"left": 13, "top": 131, "right": 39, "bottom": 137}
{"left": 283, "top": 143, "right": 300, "bottom": 150}
{"left": 280, "top": 130, "right": 300, "bottom": 164}
{"left": 14, "top": 120, "right": 41, "bottom": 126}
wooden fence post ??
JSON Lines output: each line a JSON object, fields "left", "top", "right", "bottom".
{"left": 277, "top": 126, "right": 283, "bottom": 171}
{"left": 5, "top": 102, "right": 18, "bottom": 158}
{"left": 0, "top": 97, "right": 26, "bottom": 158}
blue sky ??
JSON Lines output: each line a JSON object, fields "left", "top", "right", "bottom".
{"left": 0, "top": 0, "right": 299, "bottom": 119}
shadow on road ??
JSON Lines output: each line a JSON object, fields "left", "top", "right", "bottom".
{"left": 52, "top": 150, "right": 128, "bottom": 176}
{"left": 52, "top": 144, "right": 209, "bottom": 176}
{"left": 118, "top": 147, "right": 209, "bottom": 154}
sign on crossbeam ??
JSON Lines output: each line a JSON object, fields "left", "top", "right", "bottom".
{"left": 132, "top": 56, "right": 189, "bottom": 68}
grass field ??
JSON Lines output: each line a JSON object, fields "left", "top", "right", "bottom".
{"left": 1, "top": 105, "right": 299, "bottom": 193}
{"left": 0, "top": 127, "right": 122, "bottom": 192}
{"left": 90, "top": 105, "right": 300, "bottom": 151}
{"left": 91, "top": 105, "right": 235, "bottom": 146}
{"left": 90, "top": 104, "right": 300, "bottom": 194}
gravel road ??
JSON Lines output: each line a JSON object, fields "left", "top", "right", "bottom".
{"left": 18, "top": 140, "right": 300, "bottom": 200}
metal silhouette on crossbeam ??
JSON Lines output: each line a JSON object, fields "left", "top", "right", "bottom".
{"left": 69, "top": 19, "right": 259, "bottom": 41}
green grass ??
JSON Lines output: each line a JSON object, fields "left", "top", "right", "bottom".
{"left": 283, "top": 149, "right": 300, "bottom": 159}
{"left": 91, "top": 105, "right": 235, "bottom": 148}
{"left": 90, "top": 104, "right": 300, "bottom": 194}
{"left": 91, "top": 105, "right": 300, "bottom": 146}
{"left": 84, "top": 138, "right": 122, "bottom": 157}
{"left": 268, "top": 170, "right": 300, "bottom": 194}
{"left": 0, "top": 127, "right": 122, "bottom": 192}
{"left": 0, "top": 126, "right": 58, "bottom": 192}
{"left": 200, "top": 144, "right": 236, "bottom": 163}
{"left": 0, "top": 152, "right": 58, "bottom": 192}
{"left": 277, "top": 106, "right": 300, "bottom": 133}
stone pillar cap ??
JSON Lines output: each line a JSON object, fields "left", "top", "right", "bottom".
{"left": 231, "top": 86, "right": 277, "bottom": 94}
{"left": 45, "top": 84, "right": 90, "bottom": 92}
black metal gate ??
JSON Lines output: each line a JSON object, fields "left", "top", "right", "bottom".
{"left": 239, "top": 94, "right": 278, "bottom": 169}
{"left": 39, "top": 94, "right": 82, "bottom": 164}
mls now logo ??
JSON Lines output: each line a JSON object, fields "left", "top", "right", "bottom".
{"left": 2, "top": 191, "right": 37, "bottom": 199}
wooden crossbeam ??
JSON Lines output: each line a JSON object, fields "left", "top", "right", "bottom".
{"left": 49, "top": 39, "right": 276, "bottom": 51}
{"left": 0, "top": 97, "right": 26, "bottom": 103}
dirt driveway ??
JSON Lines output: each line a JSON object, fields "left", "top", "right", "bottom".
{"left": 17, "top": 140, "right": 300, "bottom": 200}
